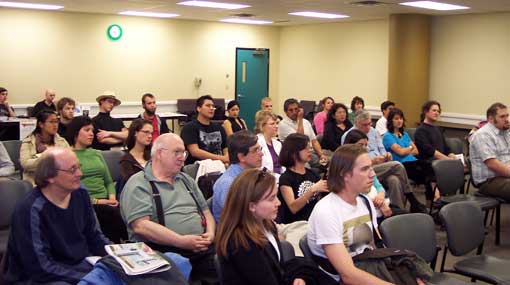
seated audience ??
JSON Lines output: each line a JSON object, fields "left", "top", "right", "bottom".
{"left": 470, "top": 102, "right": 510, "bottom": 201}
{"left": 0, "top": 141, "right": 15, "bottom": 178}
{"left": 278, "top": 133, "right": 328, "bottom": 224}
{"left": 57, "top": 97, "right": 76, "bottom": 141}
{"left": 375, "top": 100, "right": 395, "bottom": 136}
{"left": 0, "top": 87, "right": 15, "bottom": 117}
{"left": 223, "top": 100, "right": 247, "bottom": 136}
{"left": 216, "top": 168, "right": 322, "bottom": 285}
{"left": 279, "top": 98, "right": 326, "bottom": 168}
{"left": 120, "top": 119, "right": 153, "bottom": 183}
{"left": 321, "top": 103, "right": 353, "bottom": 152}
{"left": 255, "top": 111, "right": 284, "bottom": 177}
{"left": 181, "top": 95, "right": 228, "bottom": 165}
{"left": 138, "top": 93, "right": 169, "bottom": 141}
{"left": 91, "top": 92, "right": 128, "bottom": 150}
{"left": 342, "top": 110, "right": 425, "bottom": 212}
{"left": 212, "top": 130, "right": 262, "bottom": 223}
{"left": 383, "top": 108, "right": 434, "bottom": 194}
{"left": 307, "top": 144, "right": 389, "bottom": 284}
{"left": 3, "top": 148, "right": 110, "bottom": 284}
{"left": 348, "top": 96, "right": 364, "bottom": 122}
{"left": 20, "top": 110, "right": 70, "bottom": 184}
{"left": 31, "top": 89, "right": 56, "bottom": 117}
{"left": 414, "top": 100, "right": 455, "bottom": 200}
{"left": 67, "top": 116, "right": 127, "bottom": 243}
{"left": 313, "top": 96, "right": 335, "bottom": 135}
{"left": 120, "top": 133, "right": 217, "bottom": 284}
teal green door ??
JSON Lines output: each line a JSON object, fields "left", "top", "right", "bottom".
{"left": 236, "top": 48, "right": 269, "bottom": 132}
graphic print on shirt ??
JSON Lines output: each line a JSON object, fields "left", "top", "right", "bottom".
{"left": 343, "top": 214, "right": 373, "bottom": 256}
{"left": 199, "top": 130, "right": 223, "bottom": 154}
{"left": 297, "top": 180, "right": 317, "bottom": 201}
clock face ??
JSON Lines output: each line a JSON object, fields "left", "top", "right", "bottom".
{"left": 107, "top": 24, "right": 123, "bottom": 41}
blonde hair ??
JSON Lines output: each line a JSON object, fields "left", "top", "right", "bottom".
{"left": 254, "top": 110, "right": 277, "bottom": 134}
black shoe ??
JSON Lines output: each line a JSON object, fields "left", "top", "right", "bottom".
{"left": 410, "top": 202, "right": 427, "bottom": 213}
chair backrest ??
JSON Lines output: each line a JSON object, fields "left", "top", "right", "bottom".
{"left": 431, "top": 159, "right": 465, "bottom": 196}
{"left": 439, "top": 201, "right": 485, "bottom": 256}
{"left": 299, "top": 100, "right": 316, "bottom": 116}
{"left": 2, "top": 140, "right": 21, "bottom": 172}
{"left": 182, "top": 163, "right": 199, "bottom": 180}
{"left": 445, "top": 137, "right": 464, "bottom": 155}
{"left": 0, "top": 180, "right": 32, "bottom": 230}
{"left": 176, "top": 99, "right": 197, "bottom": 123}
{"left": 379, "top": 213, "right": 437, "bottom": 263}
{"left": 299, "top": 234, "right": 315, "bottom": 261}
{"left": 101, "top": 150, "right": 124, "bottom": 183}
{"left": 213, "top": 98, "right": 227, "bottom": 121}
{"left": 280, "top": 240, "right": 295, "bottom": 262}
{"left": 405, "top": 127, "right": 417, "bottom": 141}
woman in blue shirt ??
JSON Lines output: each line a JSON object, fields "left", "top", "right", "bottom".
{"left": 383, "top": 108, "right": 434, "bottom": 195}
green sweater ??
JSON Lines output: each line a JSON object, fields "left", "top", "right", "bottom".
{"left": 74, "top": 148, "right": 115, "bottom": 199}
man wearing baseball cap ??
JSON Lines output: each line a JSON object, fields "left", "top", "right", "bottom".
{"left": 91, "top": 91, "right": 128, "bottom": 150}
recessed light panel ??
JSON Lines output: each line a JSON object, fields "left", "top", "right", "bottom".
{"left": 0, "top": 1, "right": 63, "bottom": 10}
{"left": 399, "top": 1, "right": 469, "bottom": 11}
{"left": 288, "top": 11, "right": 349, "bottom": 19}
{"left": 119, "top": 11, "right": 179, "bottom": 18}
{"left": 220, "top": 18, "right": 272, "bottom": 25}
{"left": 177, "top": 1, "right": 249, "bottom": 10}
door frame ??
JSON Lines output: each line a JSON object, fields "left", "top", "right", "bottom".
{"left": 234, "top": 47, "right": 270, "bottom": 101}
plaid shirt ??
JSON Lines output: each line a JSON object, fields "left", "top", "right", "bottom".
{"left": 469, "top": 122, "right": 510, "bottom": 184}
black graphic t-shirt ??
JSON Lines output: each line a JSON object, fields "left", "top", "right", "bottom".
{"left": 181, "top": 119, "right": 227, "bottom": 165}
{"left": 278, "top": 168, "right": 320, "bottom": 223}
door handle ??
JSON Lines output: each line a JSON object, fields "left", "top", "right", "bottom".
{"left": 238, "top": 94, "right": 244, "bottom": 98}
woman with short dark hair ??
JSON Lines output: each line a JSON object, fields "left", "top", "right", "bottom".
{"left": 321, "top": 103, "right": 353, "bottom": 151}
{"left": 278, "top": 134, "right": 328, "bottom": 223}
{"left": 67, "top": 116, "right": 127, "bottom": 243}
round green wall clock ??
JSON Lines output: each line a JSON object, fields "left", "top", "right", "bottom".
{"left": 107, "top": 24, "right": 123, "bottom": 41}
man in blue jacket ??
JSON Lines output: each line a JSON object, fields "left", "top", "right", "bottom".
{"left": 3, "top": 147, "right": 111, "bottom": 284}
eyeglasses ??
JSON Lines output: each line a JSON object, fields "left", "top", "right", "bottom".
{"left": 58, "top": 164, "right": 81, "bottom": 175}
{"left": 255, "top": 167, "right": 268, "bottom": 184}
{"left": 161, "top": 148, "right": 188, "bottom": 159}
{"left": 249, "top": 146, "right": 263, "bottom": 154}
{"left": 139, "top": 130, "right": 153, "bottom": 136}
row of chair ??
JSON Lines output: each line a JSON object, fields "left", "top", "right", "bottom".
{"left": 298, "top": 202, "right": 510, "bottom": 285}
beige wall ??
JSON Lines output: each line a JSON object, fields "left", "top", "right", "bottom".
{"left": 278, "top": 20, "right": 389, "bottom": 112}
{"left": 430, "top": 12, "right": 510, "bottom": 116}
{"left": 0, "top": 8, "right": 280, "bottom": 105}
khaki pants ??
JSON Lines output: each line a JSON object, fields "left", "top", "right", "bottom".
{"left": 479, "top": 177, "right": 510, "bottom": 201}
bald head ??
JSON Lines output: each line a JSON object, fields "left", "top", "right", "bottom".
{"left": 45, "top": 89, "right": 56, "bottom": 104}
{"left": 35, "top": 147, "right": 77, "bottom": 188}
{"left": 151, "top": 133, "right": 182, "bottom": 158}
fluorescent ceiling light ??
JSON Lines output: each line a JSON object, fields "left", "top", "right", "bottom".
{"left": 288, "top": 11, "right": 349, "bottom": 19}
{"left": 0, "top": 1, "right": 63, "bottom": 10}
{"left": 119, "top": 11, "right": 179, "bottom": 18}
{"left": 220, "top": 18, "right": 272, "bottom": 25}
{"left": 399, "top": 1, "right": 469, "bottom": 11}
{"left": 177, "top": 1, "right": 249, "bottom": 10}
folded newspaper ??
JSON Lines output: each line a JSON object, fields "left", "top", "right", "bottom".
{"left": 104, "top": 242, "right": 171, "bottom": 275}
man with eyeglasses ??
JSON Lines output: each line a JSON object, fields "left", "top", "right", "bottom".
{"left": 180, "top": 95, "right": 228, "bottom": 165}
{"left": 120, "top": 133, "right": 217, "bottom": 284}
{"left": 341, "top": 110, "right": 426, "bottom": 212}
{"left": 91, "top": 91, "right": 128, "bottom": 150}
{"left": 4, "top": 148, "right": 111, "bottom": 284}
{"left": 212, "top": 130, "right": 263, "bottom": 223}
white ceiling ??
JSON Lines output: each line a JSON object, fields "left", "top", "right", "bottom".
{"left": 9, "top": 0, "right": 510, "bottom": 25}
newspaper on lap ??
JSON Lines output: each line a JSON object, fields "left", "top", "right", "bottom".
{"left": 105, "top": 242, "right": 171, "bottom": 275}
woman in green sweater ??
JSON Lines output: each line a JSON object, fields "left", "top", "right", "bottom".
{"left": 66, "top": 116, "right": 127, "bottom": 243}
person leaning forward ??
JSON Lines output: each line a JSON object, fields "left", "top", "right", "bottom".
{"left": 120, "top": 133, "right": 217, "bottom": 284}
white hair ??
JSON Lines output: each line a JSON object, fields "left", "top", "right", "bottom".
{"left": 151, "top": 133, "right": 182, "bottom": 158}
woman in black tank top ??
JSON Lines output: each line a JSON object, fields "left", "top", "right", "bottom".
{"left": 223, "top": 100, "right": 247, "bottom": 136}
